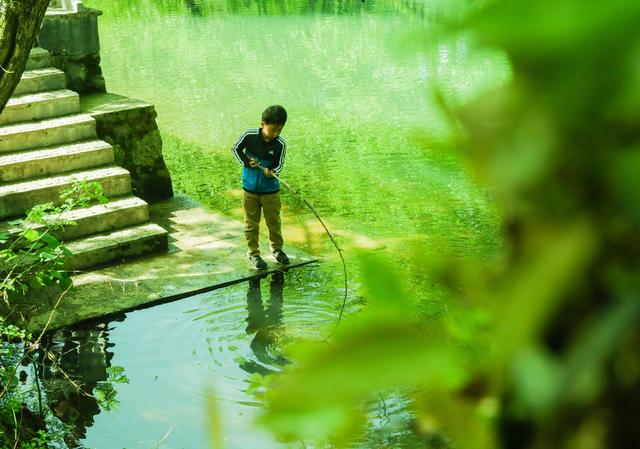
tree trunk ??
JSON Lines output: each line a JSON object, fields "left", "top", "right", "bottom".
{"left": 0, "top": 0, "right": 51, "bottom": 115}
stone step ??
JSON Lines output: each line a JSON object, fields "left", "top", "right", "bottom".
{"left": 0, "top": 196, "right": 150, "bottom": 244}
{"left": 64, "top": 222, "right": 169, "bottom": 270}
{"left": 25, "top": 48, "right": 51, "bottom": 71}
{"left": 14, "top": 67, "right": 67, "bottom": 97}
{"left": 0, "top": 89, "right": 80, "bottom": 126}
{"left": 0, "top": 113, "right": 96, "bottom": 154}
{"left": 0, "top": 140, "right": 114, "bottom": 182}
{"left": 0, "top": 166, "right": 132, "bottom": 220}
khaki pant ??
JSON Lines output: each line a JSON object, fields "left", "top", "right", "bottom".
{"left": 243, "top": 191, "right": 283, "bottom": 257}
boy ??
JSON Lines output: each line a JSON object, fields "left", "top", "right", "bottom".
{"left": 232, "top": 105, "right": 290, "bottom": 269}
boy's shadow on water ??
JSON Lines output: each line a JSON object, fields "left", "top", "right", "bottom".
{"left": 240, "top": 271, "right": 290, "bottom": 376}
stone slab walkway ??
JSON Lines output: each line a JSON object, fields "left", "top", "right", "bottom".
{"left": 25, "top": 195, "right": 317, "bottom": 333}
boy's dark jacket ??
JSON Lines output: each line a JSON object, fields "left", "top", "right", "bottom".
{"left": 232, "top": 128, "right": 287, "bottom": 194}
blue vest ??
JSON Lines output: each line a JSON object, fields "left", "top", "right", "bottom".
{"left": 242, "top": 156, "right": 281, "bottom": 194}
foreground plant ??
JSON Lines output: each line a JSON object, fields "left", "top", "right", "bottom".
{"left": 0, "top": 181, "right": 109, "bottom": 447}
{"left": 257, "top": 0, "right": 640, "bottom": 448}
{"left": 0, "top": 181, "right": 108, "bottom": 305}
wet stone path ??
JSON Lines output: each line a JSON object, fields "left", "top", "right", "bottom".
{"left": 26, "top": 195, "right": 317, "bottom": 333}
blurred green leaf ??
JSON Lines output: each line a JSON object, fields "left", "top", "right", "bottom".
{"left": 607, "top": 147, "right": 640, "bottom": 223}
{"left": 416, "top": 391, "right": 497, "bottom": 449}
{"left": 357, "top": 252, "right": 408, "bottom": 310}
{"left": 608, "top": 37, "right": 640, "bottom": 122}
{"left": 262, "top": 403, "right": 362, "bottom": 445}
{"left": 561, "top": 294, "right": 640, "bottom": 405}
{"left": 265, "top": 320, "right": 469, "bottom": 442}
{"left": 495, "top": 220, "right": 597, "bottom": 359}
{"left": 511, "top": 346, "right": 562, "bottom": 414}
{"left": 206, "top": 392, "right": 225, "bottom": 449}
{"left": 470, "top": 0, "right": 640, "bottom": 60}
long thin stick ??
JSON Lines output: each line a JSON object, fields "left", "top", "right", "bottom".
{"left": 251, "top": 161, "right": 349, "bottom": 327}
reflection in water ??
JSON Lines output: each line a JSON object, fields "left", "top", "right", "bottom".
{"left": 27, "top": 266, "right": 387, "bottom": 448}
{"left": 241, "top": 272, "right": 289, "bottom": 375}
{"left": 38, "top": 319, "right": 120, "bottom": 446}
{"left": 184, "top": 0, "right": 203, "bottom": 15}
{"left": 157, "top": 0, "right": 430, "bottom": 17}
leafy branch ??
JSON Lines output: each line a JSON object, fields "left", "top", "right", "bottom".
{"left": 0, "top": 180, "right": 110, "bottom": 447}
{"left": 0, "top": 180, "right": 108, "bottom": 306}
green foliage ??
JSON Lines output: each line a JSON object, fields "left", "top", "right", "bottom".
{"left": 0, "top": 180, "right": 110, "bottom": 447}
{"left": 0, "top": 316, "right": 28, "bottom": 342}
{"left": 0, "top": 319, "right": 38, "bottom": 449}
{"left": 59, "top": 178, "right": 109, "bottom": 209}
{"left": 0, "top": 318, "right": 31, "bottom": 413}
{"left": 258, "top": 0, "right": 640, "bottom": 448}
{"left": 94, "top": 365, "right": 130, "bottom": 412}
{"left": 0, "top": 180, "right": 108, "bottom": 304}
{"left": 19, "top": 430, "right": 50, "bottom": 449}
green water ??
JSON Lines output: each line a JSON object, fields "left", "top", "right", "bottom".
{"left": 87, "top": 0, "right": 507, "bottom": 260}
{"left": 50, "top": 1, "right": 510, "bottom": 447}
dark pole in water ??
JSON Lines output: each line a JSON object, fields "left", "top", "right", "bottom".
{"left": 251, "top": 160, "right": 349, "bottom": 328}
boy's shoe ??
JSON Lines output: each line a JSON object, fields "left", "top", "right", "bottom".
{"left": 273, "top": 250, "right": 290, "bottom": 265}
{"left": 249, "top": 255, "right": 267, "bottom": 270}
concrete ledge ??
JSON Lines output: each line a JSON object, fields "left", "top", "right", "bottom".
{"left": 80, "top": 93, "right": 174, "bottom": 203}
{"left": 21, "top": 195, "right": 317, "bottom": 333}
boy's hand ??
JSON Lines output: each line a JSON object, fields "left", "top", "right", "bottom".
{"left": 248, "top": 159, "right": 275, "bottom": 177}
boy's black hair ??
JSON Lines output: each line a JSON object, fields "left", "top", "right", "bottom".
{"left": 262, "top": 105, "right": 287, "bottom": 125}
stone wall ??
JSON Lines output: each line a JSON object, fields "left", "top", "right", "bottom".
{"left": 81, "top": 93, "right": 174, "bottom": 203}
{"left": 39, "top": 2, "right": 106, "bottom": 93}
{"left": 39, "top": 2, "right": 174, "bottom": 202}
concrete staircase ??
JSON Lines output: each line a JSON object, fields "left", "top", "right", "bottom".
{"left": 0, "top": 48, "right": 168, "bottom": 270}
